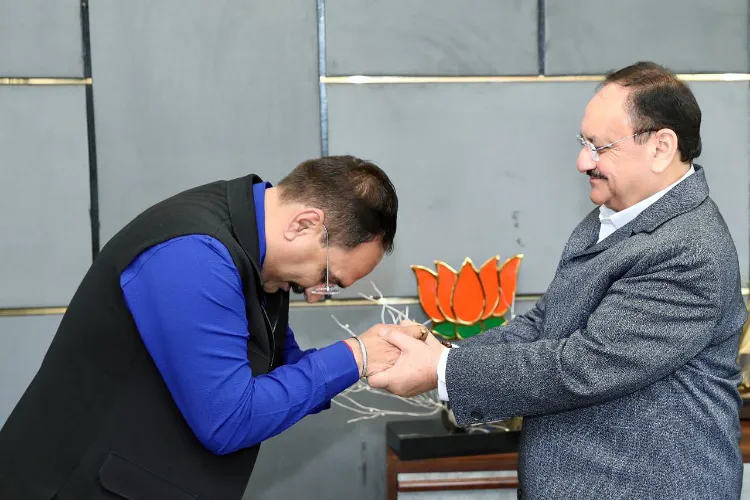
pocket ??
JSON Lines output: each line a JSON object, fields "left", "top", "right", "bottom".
{"left": 98, "top": 451, "right": 198, "bottom": 500}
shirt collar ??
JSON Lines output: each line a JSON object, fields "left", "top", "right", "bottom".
{"left": 252, "top": 181, "right": 272, "bottom": 268}
{"left": 599, "top": 165, "right": 695, "bottom": 230}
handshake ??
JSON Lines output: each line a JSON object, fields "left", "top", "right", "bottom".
{"left": 342, "top": 320, "right": 449, "bottom": 397}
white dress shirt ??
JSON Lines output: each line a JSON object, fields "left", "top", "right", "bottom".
{"left": 436, "top": 166, "right": 695, "bottom": 401}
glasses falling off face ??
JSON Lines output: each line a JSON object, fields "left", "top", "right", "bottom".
{"left": 309, "top": 224, "right": 341, "bottom": 297}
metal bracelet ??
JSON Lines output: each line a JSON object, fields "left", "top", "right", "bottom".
{"left": 352, "top": 336, "right": 367, "bottom": 378}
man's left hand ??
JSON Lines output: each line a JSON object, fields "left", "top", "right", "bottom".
{"left": 367, "top": 328, "right": 446, "bottom": 397}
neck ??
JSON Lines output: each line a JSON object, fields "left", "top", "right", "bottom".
{"left": 260, "top": 188, "right": 306, "bottom": 285}
{"left": 260, "top": 187, "right": 280, "bottom": 282}
{"left": 656, "top": 161, "right": 691, "bottom": 191}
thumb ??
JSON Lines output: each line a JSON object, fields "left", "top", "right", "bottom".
{"left": 379, "top": 328, "right": 419, "bottom": 351}
{"left": 367, "top": 370, "right": 389, "bottom": 390}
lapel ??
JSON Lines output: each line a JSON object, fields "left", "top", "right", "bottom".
{"left": 573, "top": 225, "right": 634, "bottom": 259}
{"left": 226, "top": 174, "right": 290, "bottom": 327}
{"left": 226, "top": 174, "right": 283, "bottom": 364}
{"left": 226, "top": 174, "right": 263, "bottom": 275}
{"left": 568, "top": 165, "right": 709, "bottom": 260}
{"left": 564, "top": 209, "right": 601, "bottom": 259}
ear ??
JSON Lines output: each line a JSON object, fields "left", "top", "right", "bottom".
{"left": 651, "top": 128, "right": 679, "bottom": 174}
{"left": 282, "top": 208, "right": 325, "bottom": 242}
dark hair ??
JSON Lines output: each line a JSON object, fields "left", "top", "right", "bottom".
{"left": 601, "top": 61, "right": 701, "bottom": 162}
{"left": 277, "top": 155, "right": 398, "bottom": 253}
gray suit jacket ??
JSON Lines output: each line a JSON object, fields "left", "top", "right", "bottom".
{"left": 446, "top": 165, "right": 747, "bottom": 499}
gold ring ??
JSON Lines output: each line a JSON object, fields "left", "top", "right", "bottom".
{"left": 419, "top": 325, "right": 429, "bottom": 341}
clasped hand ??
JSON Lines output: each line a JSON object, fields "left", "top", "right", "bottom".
{"left": 345, "top": 320, "right": 447, "bottom": 398}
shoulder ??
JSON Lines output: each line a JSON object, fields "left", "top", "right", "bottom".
{"left": 628, "top": 199, "right": 740, "bottom": 294}
{"left": 121, "top": 235, "right": 236, "bottom": 288}
{"left": 651, "top": 197, "right": 737, "bottom": 262}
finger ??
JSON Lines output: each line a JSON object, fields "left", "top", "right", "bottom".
{"left": 361, "top": 323, "right": 394, "bottom": 339}
{"left": 379, "top": 328, "right": 422, "bottom": 351}
{"left": 397, "top": 324, "right": 428, "bottom": 340}
{"left": 424, "top": 332, "right": 443, "bottom": 348}
{"left": 399, "top": 319, "right": 420, "bottom": 327}
{"left": 367, "top": 371, "right": 389, "bottom": 390}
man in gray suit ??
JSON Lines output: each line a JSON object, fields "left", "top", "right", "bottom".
{"left": 370, "top": 61, "right": 748, "bottom": 499}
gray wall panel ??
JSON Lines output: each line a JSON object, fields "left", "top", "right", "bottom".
{"left": 328, "top": 82, "right": 750, "bottom": 297}
{"left": 326, "top": 0, "right": 538, "bottom": 76}
{"left": 0, "top": 87, "right": 91, "bottom": 307}
{"left": 328, "top": 82, "right": 598, "bottom": 297}
{"left": 0, "top": 315, "right": 59, "bottom": 427}
{"left": 0, "top": 0, "right": 83, "bottom": 77}
{"left": 545, "top": 0, "right": 748, "bottom": 75}
{"left": 89, "top": 0, "right": 321, "bottom": 243}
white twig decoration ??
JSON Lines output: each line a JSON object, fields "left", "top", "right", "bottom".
{"left": 331, "top": 282, "right": 447, "bottom": 423}
{"left": 330, "top": 282, "right": 522, "bottom": 435}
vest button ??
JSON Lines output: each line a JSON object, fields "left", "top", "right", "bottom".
{"left": 470, "top": 409, "right": 483, "bottom": 420}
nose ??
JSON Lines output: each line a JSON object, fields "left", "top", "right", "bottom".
{"left": 576, "top": 147, "right": 596, "bottom": 173}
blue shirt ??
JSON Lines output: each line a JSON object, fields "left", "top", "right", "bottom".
{"left": 120, "top": 182, "right": 359, "bottom": 455}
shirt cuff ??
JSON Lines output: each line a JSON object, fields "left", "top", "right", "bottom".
{"left": 437, "top": 346, "right": 451, "bottom": 401}
{"left": 309, "top": 341, "right": 360, "bottom": 400}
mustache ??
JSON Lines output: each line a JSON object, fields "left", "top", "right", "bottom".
{"left": 290, "top": 283, "right": 306, "bottom": 294}
{"left": 587, "top": 169, "right": 607, "bottom": 180}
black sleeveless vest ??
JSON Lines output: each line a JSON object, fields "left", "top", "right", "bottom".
{"left": 0, "top": 174, "right": 288, "bottom": 500}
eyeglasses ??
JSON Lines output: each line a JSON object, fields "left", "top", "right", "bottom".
{"left": 577, "top": 131, "right": 653, "bottom": 162}
{"left": 309, "top": 224, "right": 341, "bottom": 296}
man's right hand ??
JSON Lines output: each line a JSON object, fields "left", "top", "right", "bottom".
{"left": 344, "top": 323, "right": 427, "bottom": 377}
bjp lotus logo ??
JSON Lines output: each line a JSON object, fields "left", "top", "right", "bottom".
{"left": 411, "top": 255, "right": 522, "bottom": 340}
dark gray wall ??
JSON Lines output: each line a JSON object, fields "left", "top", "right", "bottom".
{"left": 328, "top": 81, "right": 750, "bottom": 300}
{"left": 0, "top": 316, "right": 60, "bottom": 424}
{"left": 1, "top": 1, "right": 749, "bottom": 499}
{"left": 0, "top": 87, "right": 91, "bottom": 308}
{"left": 0, "top": 0, "right": 83, "bottom": 77}
{"left": 544, "top": 0, "right": 749, "bottom": 74}
{"left": 88, "top": 0, "right": 322, "bottom": 243}
{"left": 326, "top": 0, "right": 539, "bottom": 76}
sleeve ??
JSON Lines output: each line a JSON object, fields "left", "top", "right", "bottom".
{"left": 460, "top": 294, "right": 547, "bottom": 348}
{"left": 283, "top": 325, "right": 332, "bottom": 414}
{"left": 445, "top": 246, "right": 722, "bottom": 426}
{"left": 283, "top": 325, "right": 316, "bottom": 365}
{"left": 120, "top": 235, "right": 359, "bottom": 455}
{"left": 437, "top": 347, "right": 450, "bottom": 400}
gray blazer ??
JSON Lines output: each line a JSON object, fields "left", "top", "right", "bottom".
{"left": 446, "top": 165, "right": 748, "bottom": 500}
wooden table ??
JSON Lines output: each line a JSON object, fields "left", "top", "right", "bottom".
{"left": 386, "top": 419, "right": 750, "bottom": 500}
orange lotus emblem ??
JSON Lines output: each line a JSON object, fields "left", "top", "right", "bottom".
{"left": 411, "top": 255, "right": 522, "bottom": 339}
